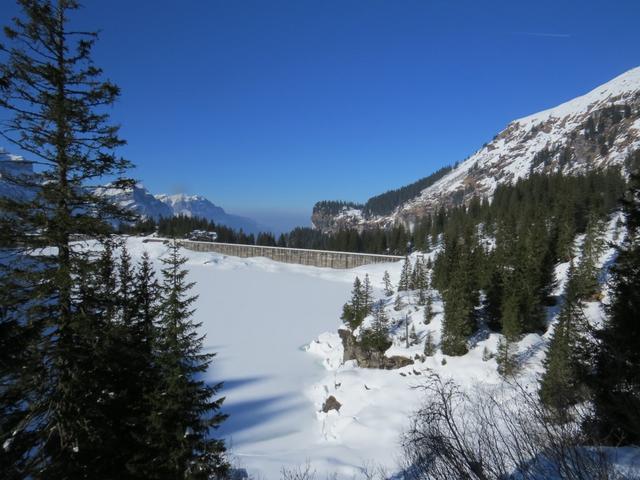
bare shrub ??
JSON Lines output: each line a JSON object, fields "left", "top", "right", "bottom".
{"left": 401, "top": 373, "right": 628, "bottom": 480}
{"left": 280, "top": 462, "right": 316, "bottom": 480}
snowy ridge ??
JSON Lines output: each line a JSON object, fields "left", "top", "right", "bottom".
{"left": 516, "top": 66, "right": 640, "bottom": 126}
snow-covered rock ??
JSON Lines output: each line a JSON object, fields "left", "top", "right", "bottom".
{"left": 96, "top": 183, "right": 174, "bottom": 220}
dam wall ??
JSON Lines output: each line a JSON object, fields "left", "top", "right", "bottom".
{"left": 177, "top": 240, "right": 404, "bottom": 269}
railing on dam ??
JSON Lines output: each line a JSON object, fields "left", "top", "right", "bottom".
{"left": 176, "top": 240, "right": 404, "bottom": 269}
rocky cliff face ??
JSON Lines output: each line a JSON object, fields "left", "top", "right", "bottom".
{"left": 313, "top": 66, "right": 640, "bottom": 233}
{"left": 311, "top": 204, "right": 364, "bottom": 233}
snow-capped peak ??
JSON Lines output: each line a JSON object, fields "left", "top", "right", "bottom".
{"left": 516, "top": 66, "right": 640, "bottom": 127}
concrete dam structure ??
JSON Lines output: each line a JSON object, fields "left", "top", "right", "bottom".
{"left": 179, "top": 240, "right": 404, "bottom": 269}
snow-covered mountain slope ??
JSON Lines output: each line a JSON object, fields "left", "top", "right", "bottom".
{"left": 98, "top": 186, "right": 263, "bottom": 232}
{"left": 97, "top": 183, "right": 174, "bottom": 220}
{"left": 155, "top": 193, "right": 263, "bottom": 233}
{"left": 0, "top": 149, "right": 37, "bottom": 202}
{"left": 314, "top": 66, "right": 640, "bottom": 233}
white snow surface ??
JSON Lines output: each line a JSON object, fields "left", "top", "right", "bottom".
{"left": 122, "top": 216, "right": 636, "bottom": 479}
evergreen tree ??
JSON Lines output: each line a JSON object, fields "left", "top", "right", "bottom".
{"left": 589, "top": 171, "right": 640, "bottom": 444}
{"left": 127, "top": 251, "right": 162, "bottom": 475}
{"left": 484, "top": 266, "right": 504, "bottom": 331}
{"left": 410, "top": 256, "right": 422, "bottom": 290}
{"left": 341, "top": 276, "right": 368, "bottom": 330}
{"left": 409, "top": 324, "right": 419, "bottom": 346}
{"left": 0, "top": 2, "right": 136, "bottom": 476}
{"left": 423, "top": 294, "right": 433, "bottom": 325}
{"left": 398, "top": 257, "right": 411, "bottom": 291}
{"left": 576, "top": 214, "right": 605, "bottom": 300}
{"left": 133, "top": 251, "right": 161, "bottom": 344}
{"left": 496, "top": 337, "right": 519, "bottom": 377}
{"left": 362, "top": 274, "right": 373, "bottom": 314}
{"left": 148, "top": 242, "right": 227, "bottom": 479}
{"left": 412, "top": 256, "right": 429, "bottom": 304}
{"left": 423, "top": 331, "right": 436, "bottom": 356}
{"left": 359, "top": 301, "right": 391, "bottom": 353}
{"left": 383, "top": 270, "right": 394, "bottom": 296}
{"left": 438, "top": 226, "right": 480, "bottom": 356}
{"left": 539, "top": 261, "right": 591, "bottom": 412}
{"left": 118, "top": 244, "right": 136, "bottom": 324}
{"left": 394, "top": 294, "right": 404, "bottom": 312}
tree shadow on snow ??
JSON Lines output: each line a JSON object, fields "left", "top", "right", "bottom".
{"left": 217, "top": 393, "right": 305, "bottom": 438}
{"left": 220, "top": 376, "right": 271, "bottom": 393}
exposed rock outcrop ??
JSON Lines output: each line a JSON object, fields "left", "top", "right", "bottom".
{"left": 339, "top": 328, "right": 413, "bottom": 370}
{"left": 321, "top": 395, "right": 342, "bottom": 413}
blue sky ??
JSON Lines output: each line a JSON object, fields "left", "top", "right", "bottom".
{"left": 1, "top": 1, "right": 639, "bottom": 231}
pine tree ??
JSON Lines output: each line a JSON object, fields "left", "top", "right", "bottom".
{"left": 394, "top": 294, "right": 404, "bottom": 312}
{"left": 482, "top": 346, "right": 492, "bottom": 362}
{"left": 410, "top": 256, "right": 423, "bottom": 290}
{"left": 125, "top": 251, "right": 162, "bottom": 475}
{"left": 496, "top": 337, "right": 519, "bottom": 377}
{"left": 148, "top": 242, "right": 227, "bottom": 478}
{"left": 439, "top": 227, "right": 480, "bottom": 356}
{"left": 341, "top": 276, "right": 367, "bottom": 330}
{"left": 576, "top": 214, "right": 605, "bottom": 300}
{"left": 133, "top": 251, "right": 160, "bottom": 349}
{"left": 409, "top": 324, "right": 419, "bottom": 346}
{"left": 0, "top": 2, "right": 135, "bottom": 476}
{"left": 359, "top": 301, "right": 391, "bottom": 353}
{"left": 423, "top": 294, "right": 433, "bottom": 325}
{"left": 398, "top": 257, "right": 411, "bottom": 291}
{"left": 423, "top": 331, "right": 436, "bottom": 356}
{"left": 539, "top": 261, "right": 591, "bottom": 411}
{"left": 412, "top": 256, "right": 429, "bottom": 305}
{"left": 362, "top": 274, "right": 373, "bottom": 315}
{"left": 589, "top": 171, "right": 640, "bottom": 444}
{"left": 383, "top": 270, "right": 394, "bottom": 296}
{"left": 118, "top": 244, "right": 136, "bottom": 324}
